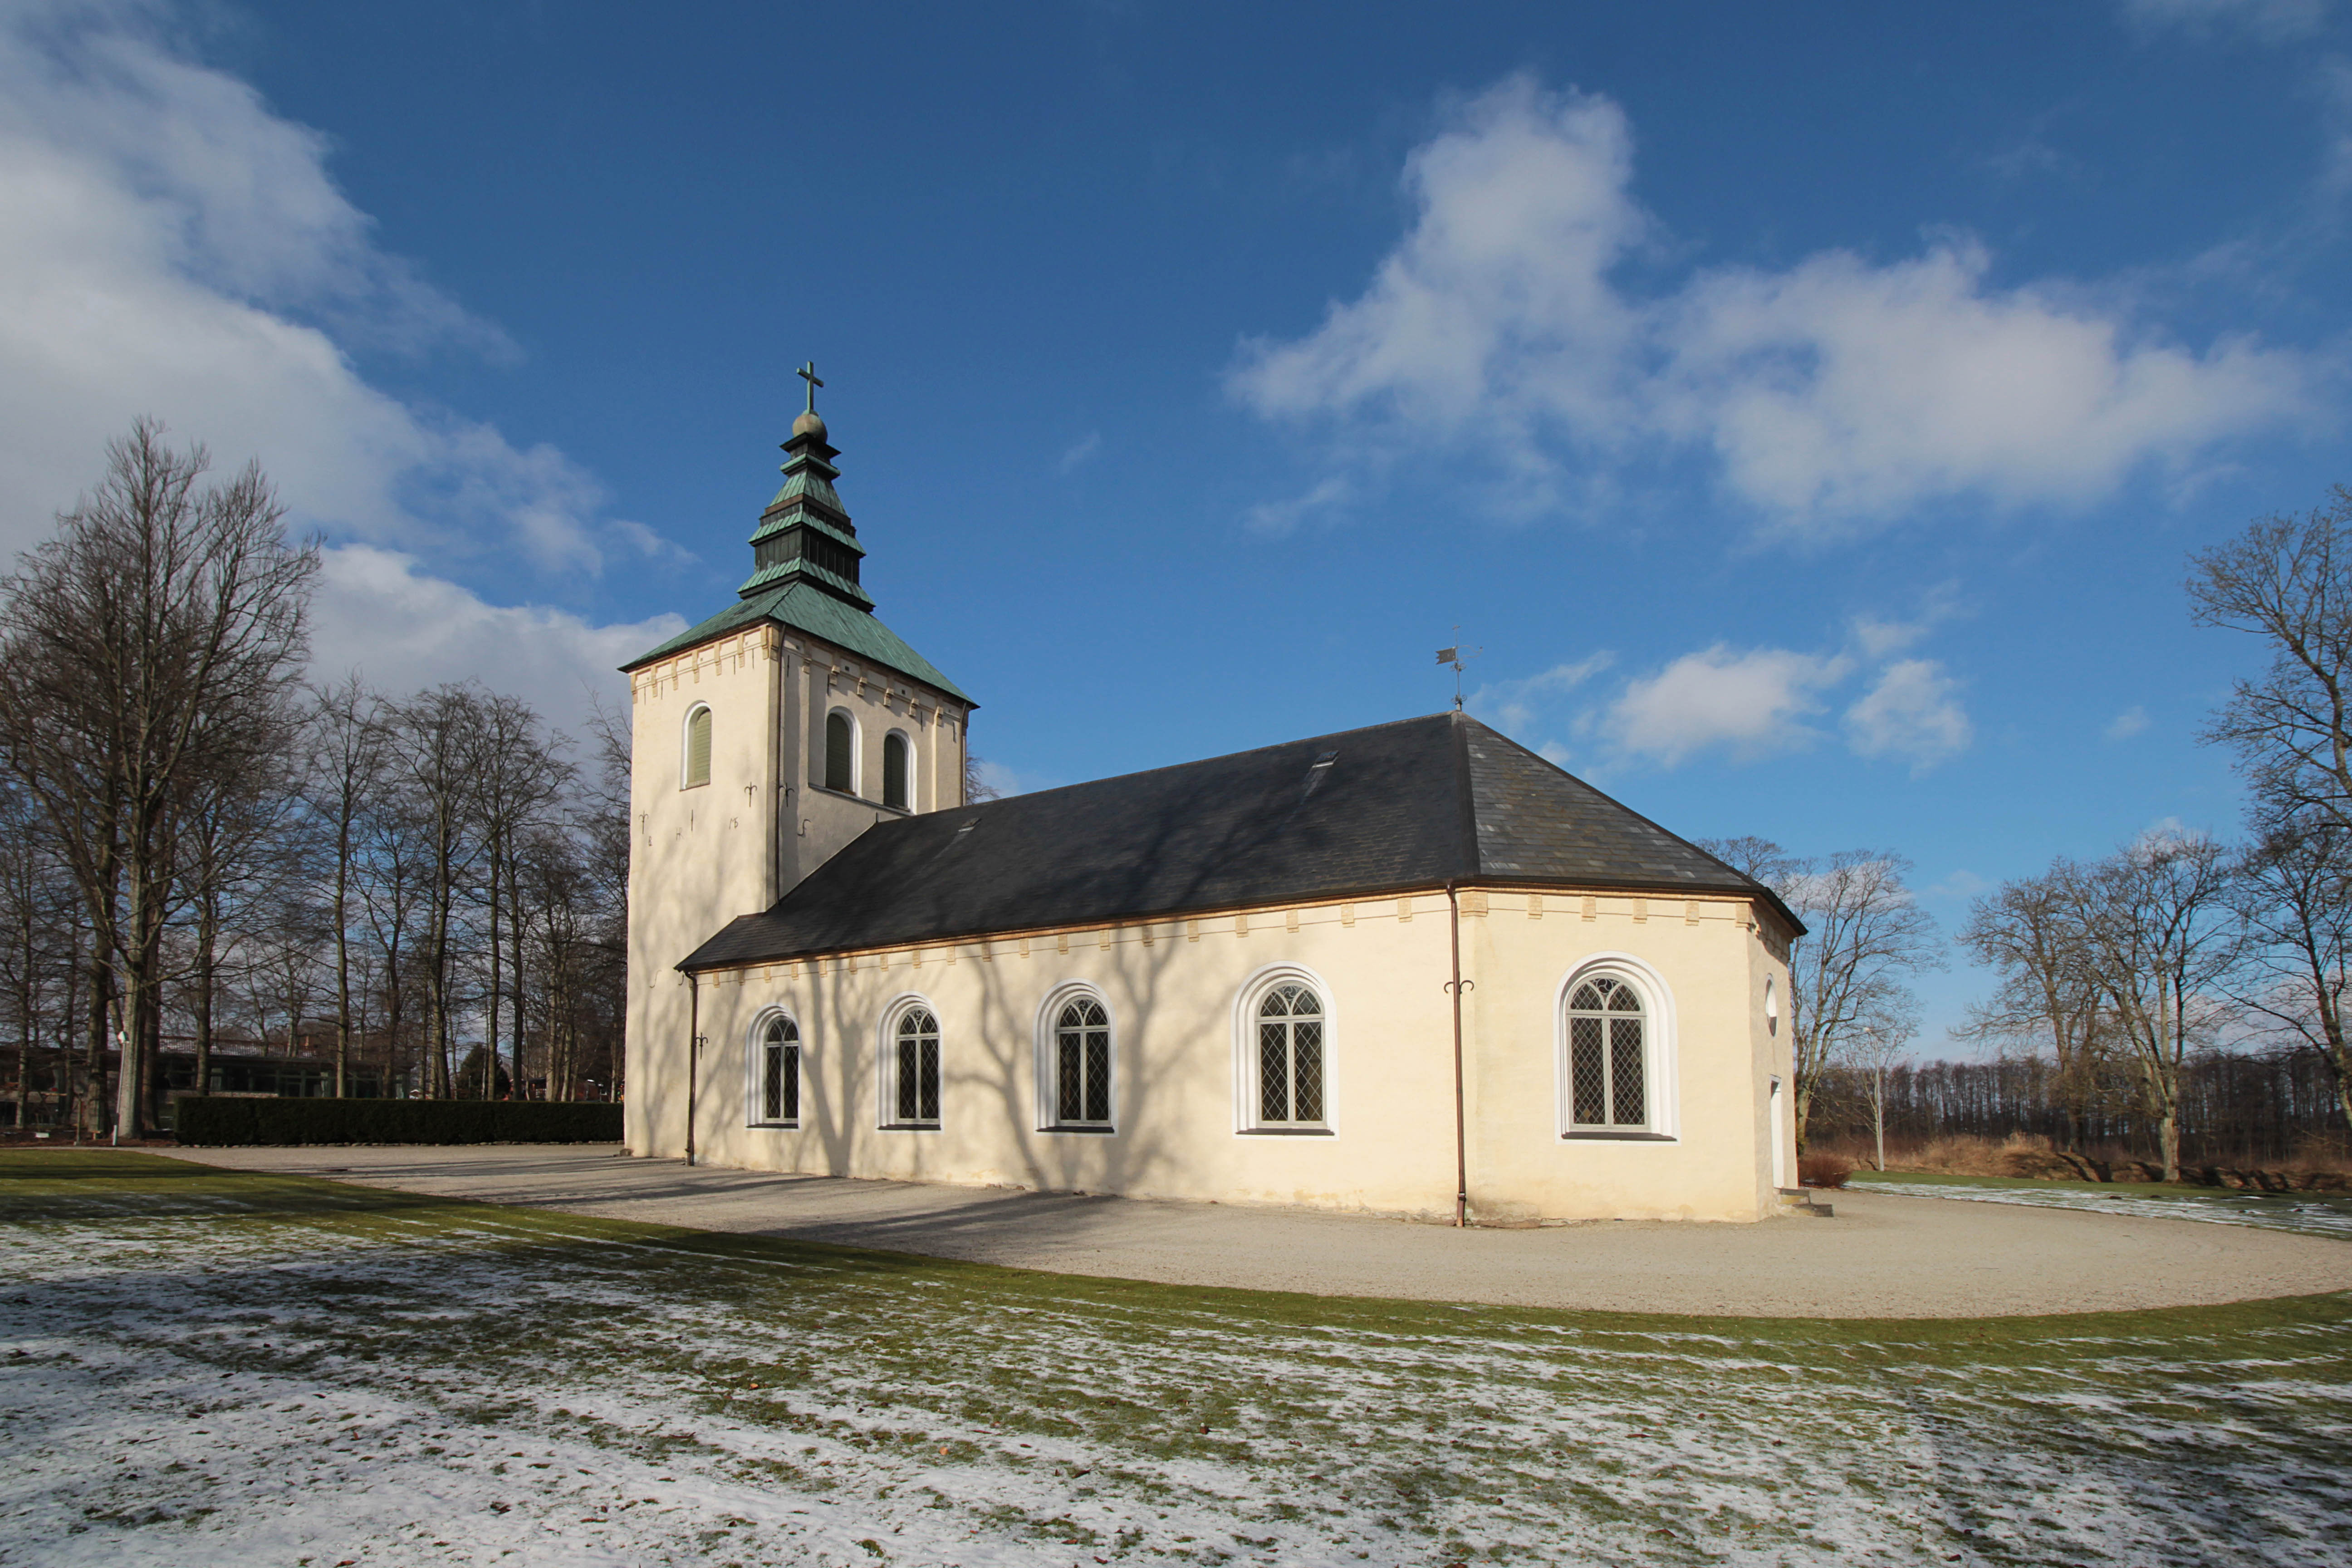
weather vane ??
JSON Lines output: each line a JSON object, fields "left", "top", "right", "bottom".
{"left": 1435, "top": 629, "right": 1481, "bottom": 711}
{"left": 797, "top": 359, "right": 824, "bottom": 414}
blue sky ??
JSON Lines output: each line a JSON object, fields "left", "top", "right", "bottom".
{"left": 3, "top": 0, "right": 2348, "bottom": 1050}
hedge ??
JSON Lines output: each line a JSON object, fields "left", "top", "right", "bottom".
{"left": 174, "top": 1097, "right": 622, "bottom": 1147}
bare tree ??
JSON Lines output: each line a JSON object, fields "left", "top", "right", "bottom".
{"left": 1705, "top": 838, "right": 1943, "bottom": 1152}
{"left": 170, "top": 755, "right": 300, "bottom": 1104}
{"left": 0, "top": 780, "right": 79, "bottom": 1130}
{"left": 0, "top": 421, "right": 317, "bottom": 1137}
{"left": 306, "top": 677, "right": 389, "bottom": 1098}
{"left": 2232, "top": 814, "right": 2352, "bottom": 1135}
{"left": 2188, "top": 487, "right": 2352, "bottom": 828}
{"left": 1957, "top": 863, "right": 2111, "bottom": 1151}
{"left": 2073, "top": 833, "right": 2241, "bottom": 1182}
{"left": 382, "top": 685, "right": 490, "bottom": 1099}
{"left": 963, "top": 751, "right": 1000, "bottom": 804}
{"left": 1843, "top": 998, "right": 1920, "bottom": 1173}
{"left": 473, "top": 695, "right": 571, "bottom": 1100}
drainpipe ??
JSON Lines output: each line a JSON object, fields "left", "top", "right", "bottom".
{"left": 1445, "top": 881, "right": 1471, "bottom": 1228}
{"left": 684, "top": 970, "right": 701, "bottom": 1167}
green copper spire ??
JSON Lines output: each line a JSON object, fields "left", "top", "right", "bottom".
{"left": 739, "top": 363, "right": 872, "bottom": 608}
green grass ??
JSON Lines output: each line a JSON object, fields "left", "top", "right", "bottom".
{"left": 7, "top": 1149, "right": 2352, "bottom": 1566}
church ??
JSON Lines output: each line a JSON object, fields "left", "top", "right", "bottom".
{"left": 622, "top": 382, "right": 1804, "bottom": 1224}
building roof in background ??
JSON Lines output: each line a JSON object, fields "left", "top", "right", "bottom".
{"left": 680, "top": 711, "right": 1796, "bottom": 970}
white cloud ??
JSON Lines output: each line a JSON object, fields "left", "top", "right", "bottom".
{"left": 1244, "top": 474, "right": 1352, "bottom": 534}
{"left": 2106, "top": 705, "right": 2152, "bottom": 740}
{"left": 309, "top": 546, "right": 682, "bottom": 740}
{"left": 1844, "top": 659, "right": 1972, "bottom": 769}
{"left": 1057, "top": 431, "right": 1101, "bottom": 474}
{"left": 1230, "top": 75, "right": 2320, "bottom": 533}
{"left": 1850, "top": 586, "right": 1962, "bottom": 659}
{"left": 1604, "top": 644, "right": 1852, "bottom": 766}
{"left": 2119, "top": 0, "right": 2329, "bottom": 42}
{"left": 0, "top": 3, "right": 645, "bottom": 576}
{"left": 1471, "top": 652, "right": 1612, "bottom": 732}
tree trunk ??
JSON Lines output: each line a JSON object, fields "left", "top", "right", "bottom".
{"left": 507, "top": 863, "right": 526, "bottom": 1100}
{"left": 1872, "top": 1066, "right": 1887, "bottom": 1172}
{"left": 484, "top": 850, "right": 502, "bottom": 1101}
{"left": 86, "top": 954, "right": 110, "bottom": 1139}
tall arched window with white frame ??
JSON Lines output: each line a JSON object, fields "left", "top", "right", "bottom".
{"left": 1051, "top": 995, "right": 1112, "bottom": 1127}
{"left": 682, "top": 704, "right": 712, "bottom": 789}
{"left": 882, "top": 1003, "right": 941, "bottom": 1128}
{"left": 1252, "top": 981, "right": 1327, "bottom": 1128}
{"left": 1565, "top": 974, "right": 1648, "bottom": 1131}
{"left": 751, "top": 1014, "right": 799, "bottom": 1126}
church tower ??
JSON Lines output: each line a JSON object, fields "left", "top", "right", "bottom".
{"left": 618, "top": 368, "right": 973, "bottom": 1155}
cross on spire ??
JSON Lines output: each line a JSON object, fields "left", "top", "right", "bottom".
{"left": 797, "top": 360, "right": 824, "bottom": 414}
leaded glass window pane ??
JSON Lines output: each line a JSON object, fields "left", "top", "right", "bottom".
{"left": 1084, "top": 1028, "right": 1111, "bottom": 1122}
{"left": 1056, "top": 1029, "right": 1083, "bottom": 1122}
{"left": 1568, "top": 976, "right": 1649, "bottom": 1130}
{"left": 894, "top": 1008, "right": 939, "bottom": 1124}
{"left": 1051, "top": 999, "right": 1112, "bottom": 1125}
{"left": 883, "top": 734, "right": 909, "bottom": 811}
{"left": 1254, "top": 985, "right": 1325, "bottom": 1126}
{"left": 1259, "top": 1021, "right": 1289, "bottom": 1120}
{"left": 760, "top": 1018, "right": 798, "bottom": 1123}
{"left": 1610, "top": 1017, "right": 1645, "bottom": 1125}
{"left": 1570, "top": 1017, "right": 1607, "bottom": 1125}
{"left": 1292, "top": 1018, "right": 1324, "bottom": 1122}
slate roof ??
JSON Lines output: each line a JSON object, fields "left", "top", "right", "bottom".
{"left": 621, "top": 580, "right": 972, "bottom": 704}
{"left": 679, "top": 712, "right": 1798, "bottom": 971}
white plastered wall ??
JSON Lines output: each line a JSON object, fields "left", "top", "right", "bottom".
{"left": 622, "top": 622, "right": 968, "bottom": 1160}
{"left": 669, "top": 888, "right": 1791, "bottom": 1223}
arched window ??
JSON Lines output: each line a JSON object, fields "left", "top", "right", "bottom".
{"left": 1253, "top": 981, "right": 1327, "bottom": 1128}
{"left": 884, "top": 1004, "right": 941, "bottom": 1128}
{"left": 682, "top": 705, "right": 712, "bottom": 789}
{"left": 1049, "top": 995, "right": 1112, "bottom": 1128}
{"left": 1566, "top": 975, "right": 1648, "bottom": 1131}
{"left": 882, "top": 731, "right": 911, "bottom": 811}
{"left": 825, "top": 710, "right": 855, "bottom": 794}
{"left": 751, "top": 1014, "right": 799, "bottom": 1125}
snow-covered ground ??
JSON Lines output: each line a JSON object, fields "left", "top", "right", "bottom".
{"left": 3, "top": 1160, "right": 2349, "bottom": 1567}
{"left": 1845, "top": 1177, "right": 2352, "bottom": 1240}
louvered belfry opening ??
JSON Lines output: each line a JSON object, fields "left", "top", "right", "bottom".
{"left": 1567, "top": 976, "right": 1646, "bottom": 1129}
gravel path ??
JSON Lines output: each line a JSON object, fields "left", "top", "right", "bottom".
{"left": 166, "top": 1143, "right": 2352, "bottom": 1318}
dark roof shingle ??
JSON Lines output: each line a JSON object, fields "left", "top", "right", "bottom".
{"left": 680, "top": 713, "right": 1796, "bottom": 970}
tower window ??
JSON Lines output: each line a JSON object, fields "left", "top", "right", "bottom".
{"left": 883, "top": 732, "right": 910, "bottom": 810}
{"left": 825, "top": 710, "right": 854, "bottom": 794}
{"left": 683, "top": 705, "right": 712, "bottom": 789}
